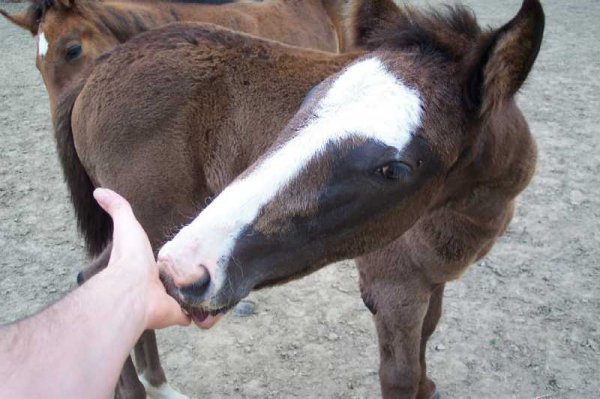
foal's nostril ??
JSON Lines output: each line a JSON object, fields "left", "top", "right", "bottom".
{"left": 180, "top": 266, "right": 211, "bottom": 300}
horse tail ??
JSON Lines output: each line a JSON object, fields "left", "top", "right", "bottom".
{"left": 53, "top": 76, "right": 112, "bottom": 257}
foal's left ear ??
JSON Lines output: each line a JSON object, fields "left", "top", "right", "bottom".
{"left": 0, "top": 9, "right": 38, "bottom": 34}
{"left": 464, "top": 0, "right": 545, "bottom": 115}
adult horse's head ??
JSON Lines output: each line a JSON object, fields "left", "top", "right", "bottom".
{"left": 1, "top": 0, "right": 150, "bottom": 110}
{"left": 2, "top": 0, "right": 344, "bottom": 114}
{"left": 158, "top": 0, "right": 544, "bottom": 328}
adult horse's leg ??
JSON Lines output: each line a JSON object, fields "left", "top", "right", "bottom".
{"left": 417, "top": 284, "right": 445, "bottom": 399}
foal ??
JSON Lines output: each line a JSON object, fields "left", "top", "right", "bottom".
{"left": 60, "top": 0, "right": 544, "bottom": 397}
{"left": 1, "top": 0, "right": 343, "bottom": 114}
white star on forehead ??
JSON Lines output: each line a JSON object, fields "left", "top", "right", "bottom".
{"left": 38, "top": 31, "right": 48, "bottom": 58}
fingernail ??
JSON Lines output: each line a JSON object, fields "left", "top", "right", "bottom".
{"left": 93, "top": 188, "right": 110, "bottom": 207}
{"left": 93, "top": 187, "right": 106, "bottom": 199}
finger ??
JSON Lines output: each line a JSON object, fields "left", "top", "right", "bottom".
{"left": 172, "top": 308, "right": 192, "bottom": 327}
{"left": 164, "top": 296, "right": 192, "bottom": 327}
{"left": 93, "top": 188, "right": 133, "bottom": 222}
{"left": 150, "top": 296, "right": 191, "bottom": 329}
{"left": 94, "top": 188, "right": 145, "bottom": 245}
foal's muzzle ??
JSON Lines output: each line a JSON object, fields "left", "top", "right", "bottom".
{"left": 179, "top": 267, "right": 211, "bottom": 304}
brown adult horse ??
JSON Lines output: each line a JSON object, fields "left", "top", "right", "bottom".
{"left": 1, "top": 0, "right": 344, "bottom": 113}
{"left": 58, "top": 0, "right": 544, "bottom": 397}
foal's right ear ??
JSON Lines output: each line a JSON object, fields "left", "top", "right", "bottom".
{"left": 0, "top": 9, "right": 38, "bottom": 35}
{"left": 464, "top": 0, "right": 545, "bottom": 115}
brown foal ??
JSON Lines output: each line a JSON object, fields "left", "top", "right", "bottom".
{"left": 52, "top": 0, "right": 543, "bottom": 397}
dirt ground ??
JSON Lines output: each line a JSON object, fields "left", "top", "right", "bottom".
{"left": 0, "top": 1, "right": 598, "bottom": 398}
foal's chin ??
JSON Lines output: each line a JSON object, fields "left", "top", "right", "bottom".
{"left": 190, "top": 311, "right": 223, "bottom": 329}
{"left": 159, "top": 271, "right": 227, "bottom": 329}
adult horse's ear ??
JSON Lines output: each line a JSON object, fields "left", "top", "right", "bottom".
{"left": 0, "top": 9, "right": 38, "bottom": 34}
{"left": 463, "top": 0, "right": 545, "bottom": 115}
{"left": 54, "top": 0, "right": 76, "bottom": 10}
{"left": 347, "top": 0, "right": 401, "bottom": 49}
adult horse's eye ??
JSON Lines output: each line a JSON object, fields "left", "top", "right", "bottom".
{"left": 376, "top": 162, "right": 412, "bottom": 180}
{"left": 65, "top": 44, "right": 82, "bottom": 61}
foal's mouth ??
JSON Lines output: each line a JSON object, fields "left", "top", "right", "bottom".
{"left": 159, "top": 271, "right": 232, "bottom": 328}
{"left": 183, "top": 303, "right": 234, "bottom": 328}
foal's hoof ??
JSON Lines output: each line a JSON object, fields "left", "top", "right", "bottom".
{"left": 139, "top": 374, "right": 190, "bottom": 399}
{"left": 233, "top": 299, "right": 256, "bottom": 317}
{"left": 429, "top": 391, "right": 442, "bottom": 399}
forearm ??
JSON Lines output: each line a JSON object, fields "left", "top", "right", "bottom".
{"left": 0, "top": 266, "right": 146, "bottom": 399}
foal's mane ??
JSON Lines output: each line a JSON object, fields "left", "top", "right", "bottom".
{"left": 350, "top": 2, "right": 485, "bottom": 62}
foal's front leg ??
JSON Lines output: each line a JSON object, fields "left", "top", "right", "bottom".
{"left": 373, "top": 281, "right": 431, "bottom": 399}
{"left": 357, "top": 251, "right": 439, "bottom": 399}
{"left": 116, "top": 357, "right": 147, "bottom": 399}
{"left": 418, "top": 284, "right": 445, "bottom": 399}
{"left": 138, "top": 330, "right": 190, "bottom": 399}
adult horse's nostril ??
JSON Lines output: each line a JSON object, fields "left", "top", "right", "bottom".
{"left": 179, "top": 266, "right": 211, "bottom": 300}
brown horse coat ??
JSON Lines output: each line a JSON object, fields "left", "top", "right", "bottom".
{"left": 1, "top": 0, "right": 344, "bottom": 113}
{"left": 55, "top": 0, "right": 545, "bottom": 398}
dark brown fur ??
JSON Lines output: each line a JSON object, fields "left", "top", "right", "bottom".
{"left": 58, "top": 1, "right": 544, "bottom": 398}
{"left": 53, "top": 73, "right": 112, "bottom": 255}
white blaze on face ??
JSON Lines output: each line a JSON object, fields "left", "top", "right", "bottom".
{"left": 159, "top": 57, "right": 423, "bottom": 290}
{"left": 38, "top": 31, "right": 49, "bottom": 58}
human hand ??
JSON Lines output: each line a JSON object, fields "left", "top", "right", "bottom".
{"left": 93, "top": 188, "right": 190, "bottom": 330}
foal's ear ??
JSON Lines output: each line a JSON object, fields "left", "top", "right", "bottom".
{"left": 464, "top": 0, "right": 545, "bottom": 115}
{"left": 347, "top": 0, "right": 401, "bottom": 49}
{"left": 0, "top": 9, "right": 38, "bottom": 34}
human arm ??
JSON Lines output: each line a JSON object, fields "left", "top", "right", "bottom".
{"left": 0, "top": 188, "right": 190, "bottom": 399}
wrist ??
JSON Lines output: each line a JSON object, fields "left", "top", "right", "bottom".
{"left": 95, "top": 264, "right": 149, "bottom": 335}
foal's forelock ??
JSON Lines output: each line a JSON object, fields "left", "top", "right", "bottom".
{"left": 159, "top": 57, "right": 423, "bottom": 287}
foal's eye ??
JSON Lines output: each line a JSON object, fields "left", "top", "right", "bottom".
{"left": 376, "top": 162, "right": 412, "bottom": 180}
{"left": 65, "top": 44, "right": 82, "bottom": 61}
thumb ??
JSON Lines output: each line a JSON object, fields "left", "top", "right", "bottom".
{"left": 148, "top": 294, "right": 192, "bottom": 329}
{"left": 93, "top": 187, "right": 132, "bottom": 217}
{"left": 93, "top": 188, "right": 146, "bottom": 246}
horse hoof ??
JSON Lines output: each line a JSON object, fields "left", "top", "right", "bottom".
{"left": 76, "top": 271, "right": 85, "bottom": 285}
{"left": 139, "top": 374, "right": 190, "bottom": 399}
{"left": 233, "top": 299, "right": 256, "bottom": 317}
{"left": 429, "top": 391, "right": 442, "bottom": 399}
